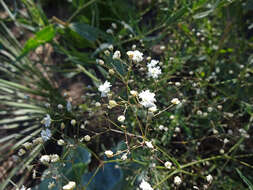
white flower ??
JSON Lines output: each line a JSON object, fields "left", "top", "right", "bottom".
{"left": 63, "top": 181, "right": 76, "bottom": 190}
{"left": 148, "top": 106, "right": 157, "bottom": 112}
{"left": 164, "top": 161, "right": 172, "bottom": 169}
{"left": 113, "top": 50, "right": 121, "bottom": 59}
{"left": 50, "top": 154, "right": 60, "bottom": 163}
{"left": 147, "top": 59, "right": 159, "bottom": 68}
{"left": 206, "top": 174, "right": 213, "bottom": 183}
{"left": 145, "top": 141, "right": 154, "bottom": 149}
{"left": 43, "top": 114, "right": 51, "bottom": 127}
{"left": 57, "top": 104, "right": 63, "bottom": 109}
{"left": 98, "top": 81, "right": 112, "bottom": 97}
{"left": 171, "top": 98, "right": 180, "bottom": 105}
{"left": 121, "top": 153, "right": 128, "bottom": 160}
{"left": 84, "top": 135, "right": 91, "bottom": 142}
{"left": 117, "top": 115, "right": 125, "bottom": 123}
{"left": 108, "top": 100, "right": 117, "bottom": 109}
{"left": 130, "top": 90, "right": 138, "bottom": 96}
{"left": 126, "top": 50, "right": 143, "bottom": 63}
{"left": 138, "top": 90, "right": 156, "bottom": 108}
{"left": 41, "top": 128, "right": 52, "bottom": 141}
{"left": 40, "top": 155, "right": 50, "bottom": 164}
{"left": 57, "top": 139, "right": 65, "bottom": 146}
{"left": 158, "top": 125, "right": 164, "bottom": 130}
{"left": 105, "top": 150, "right": 114, "bottom": 158}
{"left": 139, "top": 179, "right": 153, "bottom": 190}
{"left": 147, "top": 66, "right": 162, "bottom": 79}
{"left": 71, "top": 119, "right": 76, "bottom": 126}
{"left": 174, "top": 176, "right": 182, "bottom": 185}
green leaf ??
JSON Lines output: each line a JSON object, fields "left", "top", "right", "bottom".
{"left": 21, "top": 25, "right": 55, "bottom": 56}
{"left": 236, "top": 169, "right": 253, "bottom": 190}
{"left": 69, "top": 22, "right": 99, "bottom": 42}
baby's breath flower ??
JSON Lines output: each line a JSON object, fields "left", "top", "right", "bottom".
{"left": 109, "top": 69, "right": 115, "bottom": 75}
{"left": 50, "top": 154, "right": 60, "bottom": 163}
{"left": 145, "top": 141, "right": 154, "bottom": 149}
{"left": 57, "top": 104, "right": 63, "bottom": 109}
{"left": 105, "top": 150, "right": 114, "bottom": 158}
{"left": 147, "top": 59, "right": 159, "bottom": 68}
{"left": 95, "top": 102, "right": 101, "bottom": 107}
{"left": 158, "top": 125, "right": 164, "bottom": 130}
{"left": 98, "top": 81, "right": 112, "bottom": 97}
{"left": 139, "top": 179, "right": 153, "bottom": 190}
{"left": 117, "top": 115, "right": 125, "bottom": 123}
{"left": 121, "top": 153, "right": 128, "bottom": 160}
{"left": 84, "top": 135, "right": 91, "bottom": 142}
{"left": 206, "top": 174, "right": 213, "bottom": 183}
{"left": 104, "top": 50, "right": 110, "bottom": 56}
{"left": 108, "top": 100, "right": 117, "bottom": 109}
{"left": 71, "top": 119, "right": 76, "bottom": 126}
{"left": 41, "top": 128, "right": 52, "bottom": 141}
{"left": 148, "top": 106, "right": 157, "bottom": 113}
{"left": 138, "top": 90, "right": 156, "bottom": 108}
{"left": 96, "top": 59, "right": 104, "bottom": 65}
{"left": 40, "top": 155, "right": 50, "bottom": 164}
{"left": 108, "top": 44, "right": 114, "bottom": 51}
{"left": 63, "top": 181, "right": 76, "bottom": 190}
{"left": 171, "top": 98, "right": 180, "bottom": 105}
{"left": 130, "top": 90, "right": 138, "bottom": 96}
{"left": 164, "top": 161, "right": 172, "bottom": 169}
{"left": 112, "top": 50, "right": 121, "bottom": 60}
{"left": 111, "top": 23, "right": 117, "bottom": 29}
{"left": 106, "top": 29, "right": 113, "bottom": 34}
{"left": 126, "top": 50, "right": 143, "bottom": 63}
{"left": 174, "top": 176, "right": 182, "bottom": 185}
{"left": 57, "top": 139, "right": 65, "bottom": 146}
{"left": 147, "top": 66, "right": 162, "bottom": 79}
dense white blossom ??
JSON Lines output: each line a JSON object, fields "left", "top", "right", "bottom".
{"left": 63, "top": 181, "right": 76, "bottom": 190}
{"left": 138, "top": 90, "right": 156, "bottom": 108}
{"left": 98, "top": 81, "right": 112, "bottom": 97}
{"left": 147, "top": 66, "right": 162, "bottom": 79}
{"left": 139, "top": 179, "right": 153, "bottom": 190}
{"left": 126, "top": 50, "right": 143, "bottom": 63}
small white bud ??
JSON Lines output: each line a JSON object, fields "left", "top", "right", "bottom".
{"left": 174, "top": 176, "right": 182, "bottom": 185}
{"left": 40, "top": 155, "right": 50, "bottom": 164}
{"left": 171, "top": 98, "right": 180, "bottom": 105}
{"left": 113, "top": 50, "right": 121, "bottom": 60}
{"left": 84, "top": 135, "right": 91, "bottom": 142}
{"left": 71, "top": 119, "right": 76, "bottom": 126}
{"left": 117, "top": 115, "right": 125, "bottom": 123}
{"left": 164, "top": 161, "right": 172, "bottom": 169}
{"left": 206, "top": 174, "right": 213, "bottom": 183}
{"left": 105, "top": 150, "right": 114, "bottom": 158}
{"left": 57, "top": 139, "right": 65, "bottom": 146}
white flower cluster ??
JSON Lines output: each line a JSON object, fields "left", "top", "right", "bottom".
{"left": 127, "top": 50, "right": 144, "bottom": 63}
{"left": 147, "top": 59, "right": 162, "bottom": 79}
{"left": 138, "top": 90, "right": 157, "bottom": 109}
{"left": 139, "top": 179, "right": 153, "bottom": 190}
{"left": 98, "top": 81, "right": 112, "bottom": 97}
{"left": 40, "top": 154, "right": 60, "bottom": 164}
